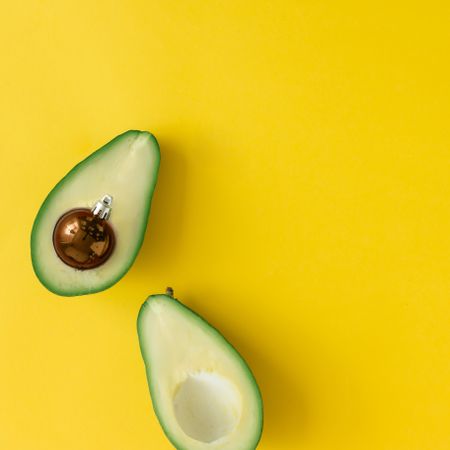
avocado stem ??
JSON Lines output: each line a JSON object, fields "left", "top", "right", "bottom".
{"left": 165, "top": 287, "right": 174, "bottom": 297}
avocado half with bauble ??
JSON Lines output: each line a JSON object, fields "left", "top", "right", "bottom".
{"left": 31, "top": 130, "right": 160, "bottom": 296}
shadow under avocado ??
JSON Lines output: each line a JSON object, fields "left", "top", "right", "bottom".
{"left": 132, "top": 134, "right": 188, "bottom": 277}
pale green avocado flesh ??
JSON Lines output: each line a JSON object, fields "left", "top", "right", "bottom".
{"left": 31, "top": 130, "right": 160, "bottom": 296}
{"left": 137, "top": 293, "right": 263, "bottom": 450}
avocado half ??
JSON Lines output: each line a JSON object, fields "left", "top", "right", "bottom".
{"left": 137, "top": 290, "right": 263, "bottom": 450}
{"left": 31, "top": 130, "right": 160, "bottom": 296}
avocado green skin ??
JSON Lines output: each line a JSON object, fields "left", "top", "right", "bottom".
{"left": 31, "top": 130, "right": 160, "bottom": 296}
{"left": 137, "top": 294, "right": 264, "bottom": 450}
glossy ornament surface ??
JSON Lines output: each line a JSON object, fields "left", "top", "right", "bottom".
{"left": 53, "top": 208, "right": 115, "bottom": 270}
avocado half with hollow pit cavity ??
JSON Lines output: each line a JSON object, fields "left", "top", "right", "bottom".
{"left": 137, "top": 290, "right": 263, "bottom": 450}
{"left": 31, "top": 130, "right": 160, "bottom": 296}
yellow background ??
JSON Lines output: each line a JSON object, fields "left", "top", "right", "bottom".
{"left": 0, "top": 2, "right": 449, "bottom": 449}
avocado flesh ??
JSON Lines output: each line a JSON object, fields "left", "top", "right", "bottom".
{"left": 137, "top": 294, "right": 263, "bottom": 450}
{"left": 31, "top": 130, "right": 160, "bottom": 296}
